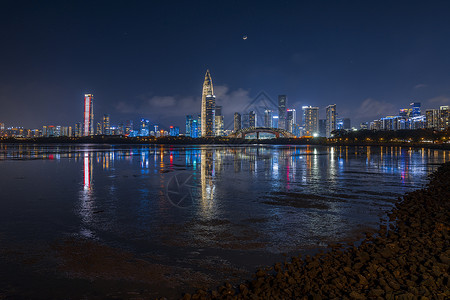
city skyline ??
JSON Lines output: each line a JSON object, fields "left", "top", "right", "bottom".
{"left": 1, "top": 1, "right": 450, "bottom": 130}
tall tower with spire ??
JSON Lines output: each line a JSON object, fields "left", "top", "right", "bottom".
{"left": 201, "top": 70, "right": 216, "bottom": 137}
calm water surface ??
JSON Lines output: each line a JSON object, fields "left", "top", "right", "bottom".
{"left": 0, "top": 144, "right": 448, "bottom": 298}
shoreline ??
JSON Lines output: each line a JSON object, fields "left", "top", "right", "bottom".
{"left": 180, "top": 163, "right": 450, "bottom": 299}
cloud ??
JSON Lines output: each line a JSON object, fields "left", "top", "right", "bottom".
{"left": 426, "top": 95, "right": 450, "bottom": 105}
{"left": 413, "top": 83, "right": 428, "bottom": 89}
{"left": 356, "top": 98, "right": 397, "bottom": 120}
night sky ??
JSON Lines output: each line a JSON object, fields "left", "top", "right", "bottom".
{"left": 1, "top": 0, "right": 450, "bottom": 130}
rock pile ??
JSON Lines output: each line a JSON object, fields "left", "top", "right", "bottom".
{"left": 181, "top": 162, "right": 450, "bottom": 299}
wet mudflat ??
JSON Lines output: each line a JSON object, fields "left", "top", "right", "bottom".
{"left": 0, "top": 144, "right": 448, "bottom": 299}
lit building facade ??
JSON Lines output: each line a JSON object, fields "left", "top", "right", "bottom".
{"left": 140, "top": 119, "right": 150, "bottom": 136}
{"left": 248, "top": 111, "right": 257, "bottom": 128}
{"left": 201, "top": 70, "right": 216, "bottom": 137}
{"left": 102, "top": 114, "right": 110, "bottom": 135}
{"left": 318, "top": 119, "right": 326, "bottom": 137}
{"left": 286, "top": 108, "right": 296, "bottom": 133}
{"left": 186, "top": 115, "right": 193, "bottom": 136}
{"left": 411, "top": 102, "right": 421, "bottom": 117}
{"left": 278, "top": 95, "right": 287, "bottom": 130}
{"left": 302, "top": 106, "right": 319, "bottom": 136}
{"left": 83, "top": 94, "right": 94, "bottom": 136}
{"left": 426, "top": 109, "right": 440, "bottom": 129}
{"left": 234, "top": 113, "right": 241, "bottom": 132}
{"left": 326, "top": 104, "right": 336, "bottom": 138}
{"left": 264, "top": 109, "right": 273, "bottom": 128}
{"left": 215, "top": 106, "right": 224, "bottom": 136}
{"left": 439, "top": 106, "right": 449, "bottom": 130}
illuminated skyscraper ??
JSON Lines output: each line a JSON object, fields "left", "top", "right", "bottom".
{"left": 302, "top": 106, "right": 319, "bottom": 136}
{"left": 248, "top": 111, "right": 257, "bottom": 128}
{"left": 125, "top": 120, "right": 133, "bottom": 135}
{"left": 140, "top": 119, "right": 150, "bottom": 136}
{"left": 186, "top": 115, "right": 193, "bottom": 136}
{"left": 286, "top": 109, "right": 296, "bottom": 133}
{"left": 83, "top": 94, "right": 94, "bottom": 136}
{"left": 74, "top": 122, "right": 82, "bottom": 137}
{"left": 278, "top": 95, "right": 287, "bottom": 130}
{"left": 102, "top": 114, "right": 110, "bottom": 135}
{"left": 326, "top": 104, "right": 337, "bottom": 138}
{"left": 439, "top": 106, "right": 449, "bottom": 130}
{"left": 264, "top": 110, "right": 273, "bottom": 128}
{"left": 215, "top": 106, "right": 224, "bottom": 136}
{"left": 234, "top": 113, "right": 241, "bottom": 132}
{"left": 410, "top": 102, "right": 421, "bottom": 117}
{"left": 426, "top": 109, "right": 439, "bottom": 129}
{"left": 201, "top": 70, "right": 216, "bottom": 137}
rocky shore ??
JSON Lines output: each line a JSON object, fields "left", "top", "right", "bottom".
{"left": 181, "top": 163, "right": 450, "bottom": 300}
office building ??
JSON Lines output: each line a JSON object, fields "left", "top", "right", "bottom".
{"left": 411, "top": 102, "right": 421, "bottom": 118}
{"left": 326, "top": 104, "right": 336, "bottom": 138}
{"left": 186, "top": 115, "right": 193, "bottom": 136}
{"left": 286, "top": 108, "right": 296, "bottom": 133}
{"left": 102, "top": 114, "right": 110, "bottom": 135}
{"left": 278, "top": 95, "right": 287, "bottom": 130}
{"left": 83, "top": 94, "right": 94, "bottom": 136}
{"left": 125, "top": 120, "right": 133, "bottom": 135}
{"left": 248, "top": 111, "right": 257, "bottom": 128}
{"left": 169, "top": 126, "right": 180, "bottom": 137}
{"left": 319, "top": 119, "right": 326, "bottom": 137}
{"left": 201, "top": 70, "right": 216, "bottom": 137}
{"left": 302, "top": 106, "right": 319, "bottom": 136}
{"left": 140, "top": 119, "right": 150, "bottom": 136}
{"left": 264, "top": 109, "right": 273, "bottom": 128}
{"left": 439, "top": 106, "right": 449, "bottom": 130}
{"left": 426, "top": 109, "right": 440, "bottom": 129}
{"left": 74, "top": 122, "right": 82, "bottom": 137}
{"left": 272, "top": 116, "right": 279, "bottom": 129}
{"left": 215, "top": 106, "right": 224, "bottom": 136}
{"left": 234, "top": 112, "right": 241, "bottom": 132}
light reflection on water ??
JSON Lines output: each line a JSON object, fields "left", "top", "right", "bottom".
{"left": 0, "top": 144, "right": 449, "bottom": 273}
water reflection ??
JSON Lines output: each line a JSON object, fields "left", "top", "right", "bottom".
{"left": 1, "top": 144, "right": 450, "bottom": 253}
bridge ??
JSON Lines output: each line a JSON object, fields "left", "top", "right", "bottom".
{"left": 228, "top": 127, "right": 296, "bottom": 139}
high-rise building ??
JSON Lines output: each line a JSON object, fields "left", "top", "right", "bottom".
{"left": 201, "top": 70, "right": 216, "bottom": 137}
{"left": 272, "top": 116, "right": 279, "bottom": 129}
{"left": 83, "top": 94, "right": 94, "bottom": 136}
{"left": 186, "top": 115, "right": 193, "bottom": 136}
{"left": 399, "top": 108, "right": 412, "bottom": 118}
{"left": 326, "top": 104, "right": 337, "bottom": 138}
{"left": 169, "top": 126, "right": 180, "bottom": 136}
{"left": 264, "top": 109, "right": 273, "bottom": 128}
{"left": 215, "top": 106, "right": 224, "bottom": 136}
{"left": 96, "top": 122, "right": 102, "bottom": 135}
{"left": 102, "top": 114, "right": 110, "bottom": 135}
{"left": 302, "top": 106, "right": 319, "bottom": 136}
{"left": 248, "top": 111, "right": 257, "bottom": 128}
{"left": 319, "top": 119, "right": 326, "bottom": 137}
{"left": 0, "top": 123, "right": 4, "bottom": 131}
{"left": 125, "top": 120, "right": 133, "bottom": 135}
{"left": 426, "top": 109, "right": 440, "bottom": 129}
{"left": 360, "top": 122, "right": 369, "bottom": 130}
{"left": 234, "top": 113, "right": 241, "bottom": 132}
{"left": 190, "top": 119, "right": 199, "bottom": 138}
{"left": 74, "top": 122, "right": 82, "bottom": 137}
{"left": 411, "top": 102, "right": 421, "bottom": 118}
{"left": 140, "top": 119, "right": 150, "bottom": 136}
{"left": 278, "top": 95, "right": 287, "bottom": 130}
{"left": 286, "top": 109, "right": 296, "bottom": 133}
{"left": 439, "top": 106, "right": 449, "bottom": 130}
